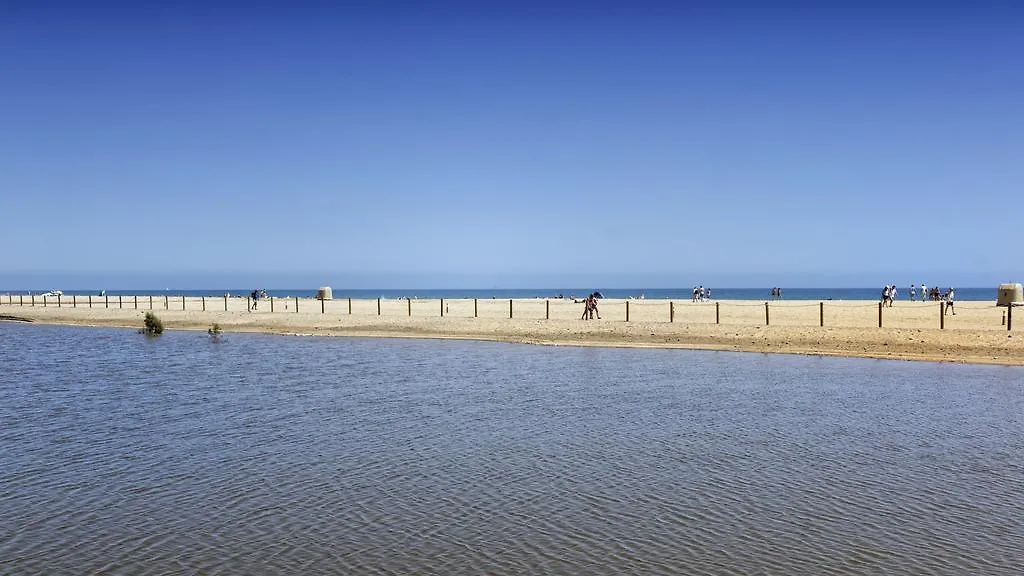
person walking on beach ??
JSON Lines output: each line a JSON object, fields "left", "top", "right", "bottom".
{"left": 250, "top": 289, "right": 260, "bottom": 311}
{"left": 921, "top": 284, "right": 928, "bottom": 301}
{"left": 581, "top": 294, "right": 595, "bottom": 320}
{"left": 910, "top": 284, "right": 916, "bottom": 301}
{"left": 944, "top": 288, "right": 956, "bottom": 315}
{"left": 579, "top": 292, "right": 601, "bottom": 320}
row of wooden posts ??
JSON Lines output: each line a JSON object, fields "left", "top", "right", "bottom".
{"left": 3, "top": 294, "right": 1015, "bottom": 331}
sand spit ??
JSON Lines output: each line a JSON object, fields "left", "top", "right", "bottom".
{"left": 3, "top": 297, "right": 1021, "bottom": 366}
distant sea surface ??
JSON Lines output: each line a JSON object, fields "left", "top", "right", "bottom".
{"left": 0, "top": 287, "right": 1001, "bottom": 301}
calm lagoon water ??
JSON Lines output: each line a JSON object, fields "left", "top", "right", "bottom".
{"left": 1, "top": 322, "right": 1022, "bottom": 575}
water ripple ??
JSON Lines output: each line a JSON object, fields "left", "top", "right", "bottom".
{"left": 1, "top": 323, "right": 1022, "bottom": 575}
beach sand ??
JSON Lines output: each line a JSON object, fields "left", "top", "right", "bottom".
{"left": 2, "top": 296, "right": 1021, "bottom": 366}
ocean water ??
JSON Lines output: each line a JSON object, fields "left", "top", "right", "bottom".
{"left": 1, "top": 323, "right": 1022, "bottom": 575}
{"left": 0, "top": 287, "right": 1000, "bottom": 301}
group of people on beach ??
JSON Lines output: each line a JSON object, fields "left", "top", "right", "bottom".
{"left": 770, "top": 287, "right": 783, "bottom": 300}
{"left": 579, "top": 292, "right": 602, "bottom": 320}
{"left": 249, "top": 288, "right": 268, "bottom": 311}
{"left": 880, "top": 285, "right": 899, "bottom": 307}
{"left": 910, "top": 284, "right": 952, "bottom": 303}
{"left": 883, "top": 284, "right": 956, "bottom": 313}
{"left": 691, "top": 286, "right": 712, "bottom": 302}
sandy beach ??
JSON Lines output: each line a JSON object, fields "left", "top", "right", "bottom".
{"left": 2, "top": 296, "right": 1020, "bottom": 366}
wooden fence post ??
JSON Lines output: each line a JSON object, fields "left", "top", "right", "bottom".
{"left": 88, "top": 295, "right": 91, "bottom": 308}
{"left": 408, "top": 298, "right": 412, "bottom": 316}
{"left": 509, "top": 299, "right": 513, "bottom": 319}
{"left": 106, "top": 294, "right": 110, "bottom": 308}
{"left": 269, "top": 297, "right": 272, "bottom": 312}
{"left": 295, "top": 296, "right": 299, "bottom": 313}
{"left": 940, "top": 302, "right": 945, "bottom": 329}
{"left": 150, "top": 295, "right": 154, "bottom": 310}
{"left": 820, "top": 302, "right": 824, "bottom": 327}
{"left": 670, "top": 301, "right": 674, "bottom": 323}
{"left": 21, "top": 295, "right": 24, "bottom": 306}
{"left": 31, "top": 294, "right": 35, "bottom": 306}
{"left": 321, "top": 297, "right": 325, "bottom": 314}
{"left": 118, "top": 295, "right": 122, "bottom": 309}
{"left": 716, "top": 302, "right": 720, "bottom": 324}
{"left": 1008, "top": 304, "right": 1013, "bottom": 331}
{"left": 546, "top": 300, "right": 550, "bottom": 320}
{"left": 765, "top": 302, "right": 770, "bottom": 326}
{"left": 224, "top": 295, "right": 228, "bottom": 311}
{"left": 377, "top": 298, "right": 381, "bottom": 316}
{"left": 73, "top": 294, "right": 77, "bottom": 308}
{"left": 474, "top": 298, "right": 478, "bottom": 318}
{"left": 163, "top": 295, "right": 167, "bottom": 310}
{"left": 348, "top": 298, "right": 352, "bottom": 314}
{"left": 57, "top": 294, "right": 61, "bottom": 308}
{"left": 626, "top": 300, "right": 630, "bottom": 322}
{"left": 441, "top": 298, "right": 444, "bottom": 317}
{"left": 182, "top": 296, "right": 186, "bottom": 311}
{"left": 203, "top": 296, "right": 206, "bottom": 311}
{"left": 878, "top": 301, "right": 882, "bottom": 328}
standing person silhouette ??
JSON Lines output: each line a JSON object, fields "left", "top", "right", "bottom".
{"left": 581, "top": 294, "right": 593, "bottom": 320}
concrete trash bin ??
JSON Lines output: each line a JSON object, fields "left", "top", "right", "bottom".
{"left": 316, "top": 287, "right": 333, "bottom": 301}
{"left": 996, "top": 283, "right": 1022, "bottom": 306}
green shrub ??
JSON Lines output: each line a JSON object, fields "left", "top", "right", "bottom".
{"left": 143, "top": 312, "right": 164, "bottom": 335}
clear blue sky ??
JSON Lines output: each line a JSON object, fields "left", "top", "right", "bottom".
{"left": 2, "top": 1, "right": 1022, "bottom": 288}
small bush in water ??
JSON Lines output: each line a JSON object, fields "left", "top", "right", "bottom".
{"left": 142, "top": 312, "right": 164, "bottom": 335}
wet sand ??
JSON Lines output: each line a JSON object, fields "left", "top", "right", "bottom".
{"left": 2, "top": 297, "right": 1021, "bottom": 366}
